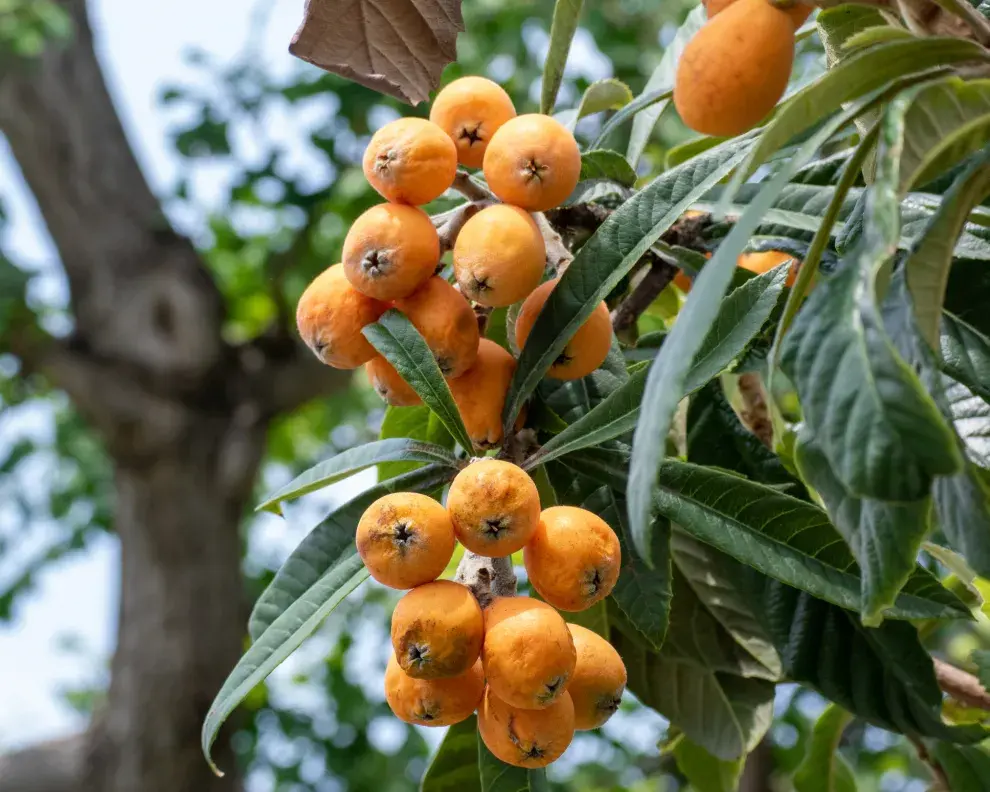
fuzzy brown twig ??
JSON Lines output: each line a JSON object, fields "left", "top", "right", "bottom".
{"left": 933, "top": 657, "right": 990, "bottom": 711}
{"left": 610, "top": 252, "right": 679, "bottom": 335}
{"left": 454, "top": 553, "right": 517, "bottom": 609}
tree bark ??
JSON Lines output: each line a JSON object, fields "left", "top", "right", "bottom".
{"left": 0, "top": 2, "right": 347, "bottom": 791}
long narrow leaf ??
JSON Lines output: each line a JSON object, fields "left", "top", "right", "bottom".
{"left": 541, "top": 0, "right": 584, "bottom": 115}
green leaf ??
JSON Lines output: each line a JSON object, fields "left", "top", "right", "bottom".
{"left": 590, "top": 87, "right": 672, "bottom": 151}
{"left": 973, "top": 650, "right": 990, "bottom": 691}
{"left": 364, "top": 309, "right": 475, "bottom": 453}
{"left": 899, "top": 77, "right": 990, "bottom": 192}
{"left": 748, "top": 575, "right": 986, "bottom": 742}
{"left": 931, "top": 742, "right": 990, "bottom": 791}
{"left": 630, "top": 97, "right": 875, "bottom": 562}
{"left": 734, "top": 37, "right": 986, "bottom": 185}
{"left": 570, "top": 452, "right": 970, "bottom": 620}
{"left": 792, "top": 704, "right": 856, "bottom": 792}
{"left": 842, "top": 25, "right": 914, "bottom": 51}
{"left": 203, "top": 539, "right": 369, "bottom": 773}
{"left": 627, "top": 5, "right": 706, "bottom": 166}
{"left": 670, "top": 529, "right": 782, "bottom": 679}
{"left": 934, "top": 462, "right": 990, "bottom": 581}
{"left": 420, "top": 716, "right": 482, "bottom": 792}
{"left": 578, "top": 149, "right": 636, "bottom": 186}
{"left": 565, "top": 179, "right": 632, "bottom": 205}
{"left": 378, "top": 405, "right": 456, "bottom": 481}
{"left": 905, "top": 144, "right": 990, "bottom": 349}
{"left": 781, "top": 102, "right": 961, "bottom": 503}
{"left": 795, "top": 433, "right": 932, "bottom": 624}
{"left": 670, "top": 736, "right": 745, "bottom": 792}
{"left": 565, "top": 598, "right": 609, "bottom": 638}
{"left": 248, "top": 465, "right": 453, "bottom": 641}
{"left": 503, "top": 134, "right": 754, "bottom": 432}
{"left": 529, "top": 262, "right": 787, "bottom": 468}
{"left": 478, "top": 739, "right": 546, "bottom": 792}
{"left": 941, "top": 312, "right": 990, "bottom": 404}
{"left": 559, "top": 78, "right": 633, "bottom": 130}
{"left": 540, "top": 0, "right": 584, "bottom": 115}
{"left": 256, "top": 438, "right": 459, "bottom": 514}
{"left": 613, "top": 608, "right": 775, "bottom": 761}
{"left": 537, "top": 340, "right": 628, "bottom": 425}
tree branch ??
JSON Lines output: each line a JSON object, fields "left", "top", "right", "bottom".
{"left": 451, "top": 170, "right": 494, "bottom": 203}
{"left": 0, "top": 735, "right": 85, "bottom": 792}
{"left": 454, "top": 553, "right": 517, "bottom": 609}
{"left": 934, "top": 657, "right": 990, "bottom": 711}
{"left": 610, "top": 252, "right": 678, "bottom": 335}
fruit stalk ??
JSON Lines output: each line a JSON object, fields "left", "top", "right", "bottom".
{"left": 454, "top": 552, "right": 517, "bottom": 608}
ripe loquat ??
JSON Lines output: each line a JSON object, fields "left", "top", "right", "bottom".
{"left": 391, "top": 580, "right": 484, "bottom": 679}
{"left": 363, "top": 118, "right": 458, "bottom": 206}
{"left": 565, "top": 624, "right": 626, "bottom": 730}
{"left": 366, "top": 355, "right": 422, "bottom": 407}
{"left": 394, "top": 276, "right": 480, "bottom": 378}
{"left": 356, "top": 492, "right": 455, "bottom": 589}
{"left": 446, "top": 338, "right": 516, "bottom": 451}
{"left": 296, "top": 264, "right": 388, "bottom": 369}
{"left": 342, "top": 204, "right": 439, "bottom": 301}
{"left": 430, "top": 76, "right": 516, "bottom": 169}
{"left": 453, "top": 204, "right": 545, "bottom": 307}
{"left": 482, "top": 596, "right": 576, "bottom": 710}
{"left": 384, "top": 653, "right": 484, "bottom": 727}
{"left": 515, "top": 278, "right": 612, "bottom": 380}
{"left": 446, "top": 459, "right": 540, "bottom": 557}
{"left": 483, "top": 114, "right": 581, "bottom": 212}
{"left": 674, "top": 0, "right": 795, "bottom": 137}
{"left": 705, "top": 0, "right": 813, "bottom": 25}
{"left": 524, "top": 506, "right": 621, "bottom": 612}
{"left": 738, "top": 250, "right": 799, "bottom": 287}
{"left": 477, "top": 686, "right": 575, "bottom": 768}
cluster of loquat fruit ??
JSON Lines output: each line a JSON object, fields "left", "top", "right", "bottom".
{"left": 674, "top": 0, "right": 810, "bottom": 139}
{"left": 354, "top": 457, "right": 627, "bottom": 768}
{"left": 295, "top": 76, "right": 615, "bottom": 451}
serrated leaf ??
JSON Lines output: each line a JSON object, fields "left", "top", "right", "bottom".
{"left": 538, "top": 340, "right": 628, "bottom": 425}
{"left": 613, "top": 614, "right": 775, "bottom": 761}
{"left": 630, "top": 96, "right": 879, "bottom": 563}
{"left": 732, "top": 36, "right": 986, "bottom": 186}
{"left": 795, "top": 433, "right": 932, "bottom": 624}
{"left": 541, "top": 0, "right": 584, "bottom": 115}
{"left": 364, "top": 309, "right": 475, "bottom": 453}
{"left": 578, "top": 149, "right": 636, "bottom": 186}
{"left": 569, "top": 452, "right": 970, "bottom": 621}
{"left": 941, "top": 312, "right": 990, "bottom": 404}
{"left": 627, "top": 5, "right": 707, "bottom": 166}
{"left": 747, "top": 575, "right": 986, "bottom": 742}
{"left": 256, "top": 438, "right": 458, "bottom": 513}
{"left": 792, "top": 704, "right": 856, "bottom": 792}
{"left": 529, "top": 263, "right": 788, "bottom": 468}
{"left": 203, "top": 540, "right": 369, "bottom": 773}
{"left": 248, "top": 465, "right": 453, "bottom": 641}
{"left": 421, "top": 717, "right": 482, "bottom": 792}
{"left": 378, "top": 405, "right": 456, "bottom": 481}
{"left": 502, "top": 135, "right": 754, "bottom": 433}
{"left": 565, "top": 178, "right": 632, "bottom": 205}
{"left": 478, "top": 739, "right": 546, "bottom": 792}
{"left": 842, "top": 25, "right": 914, "bottom": 51}
{"left": 899, "top": 78, "right": 990, "bottom": 192}
{"left": 559, "top": 78, "right": 633, "bottom": 130}
{"left": 671, "top": 737, "right": 745, "bottom": 792}
{"left": 931, "top": 742, "right": 990, "bottom": 791}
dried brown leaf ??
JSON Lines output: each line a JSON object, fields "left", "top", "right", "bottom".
{"left": 289, "top": 0, "right": 464, "bottom": 105}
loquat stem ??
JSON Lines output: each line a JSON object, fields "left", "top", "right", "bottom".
{"left": 533, "top": 212, "right": 573, "bottom": 276}
{"left": 454, "top": 552, "right": 517, "bottom": 608}
{"left": 451, "top": 169, "right": 494, "bottom": 203}
{"left": 610, "top": 251, "right": 679, "bottom": 336}
{"left": 435, "top": 201, "right": 486, "bottom": 254}
{"left": 933, "top": 657, "right": 990, "bottom": 711}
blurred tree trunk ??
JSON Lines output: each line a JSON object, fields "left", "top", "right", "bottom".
{"left": 0, "top": 1, "right": 345, "bottom": 790}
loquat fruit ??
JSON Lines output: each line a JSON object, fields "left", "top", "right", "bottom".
{"left": 705, "top": 0, "right": 813, "bottom": 26}
{"left": 738, "top": 250, "right": 799, "bottom": 287}
{"left": 446, "top": 338, "right": 516, "bottom": 451}
{"left": 356, "top": 492, "right": 455, "bottom": 589}
{"left": 384, "top": 653, "right": 484, "bottom": 727}
{"left": 514, "top": 278, "right": 612, "bottom": 380}
{"left": 565, "top": 624, "right": 626, "bottom": 730}
{"left": 296, "top": 264, "right": 388, "bottom": 369}
{"left": 363, "top": 117, "right": 458, "bottom": 206}
{"left": 446, "top": 459, "right": 540, "bottom": 557}
{"left": 524, "top": 506, "right": 621, "bottom": 612}
{"left": 342, "top": 203, "right": 439, "bottom": 301}
{"left": 674, "top": 0, "right": 795, "bottom": 138}
{"left": 453, "top": 204, "right": 545, "bottom": 308}
{"left": 477, "top": 686, "right": 575, "bottom": 768}
{"left": 482, "top": 596, "right": 576, "bottom": 710}
{"left": 391, "top": 580, "right": 484, "bottom": 679}
{"left": 483, "top": 114, "right": 581, "bottom": 212}
{"left": 366, "top": 355, "right": 422, "bottom": 407}
{"left": 393, "top": 276, "right": 480, "bottom": 378}
{"left": 430, "top": 76, "right": 517, "bottom": 169}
